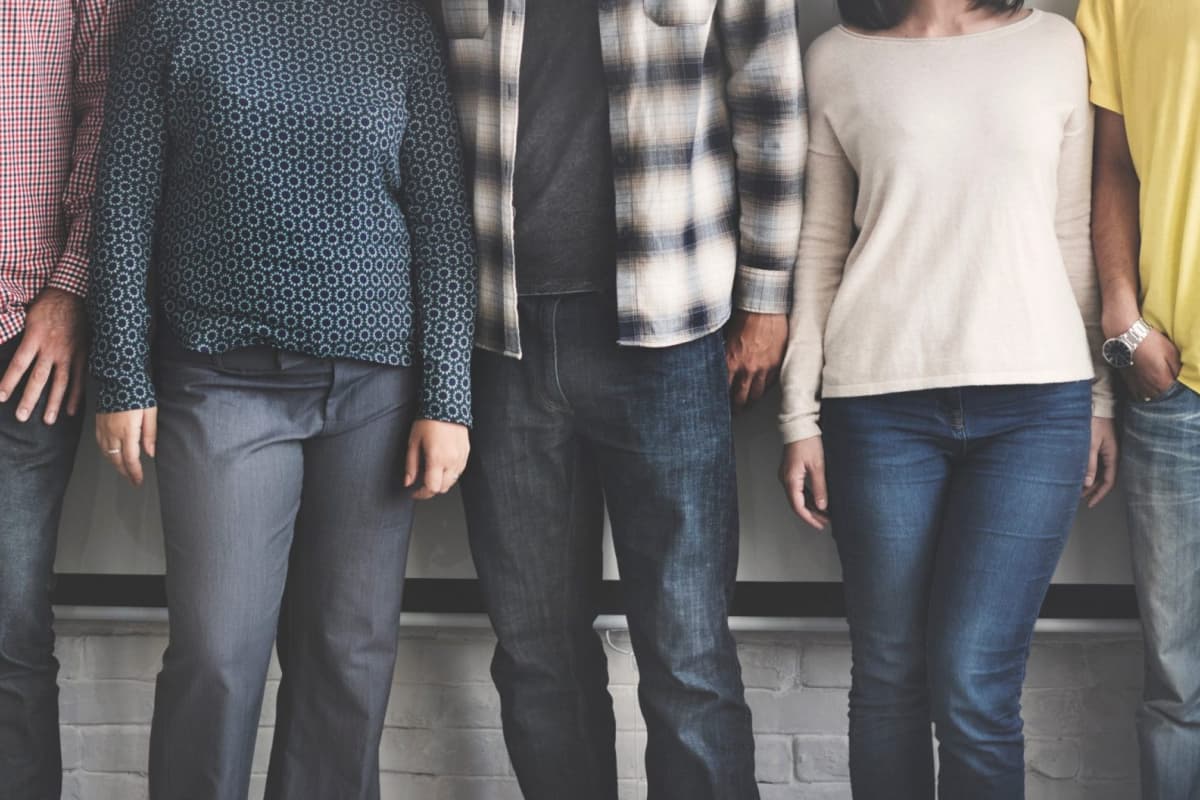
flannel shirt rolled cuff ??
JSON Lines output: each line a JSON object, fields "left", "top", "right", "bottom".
{"left": 733, "top": 264, "right": 792, "bottom": 316}
{"left": 46, "top": 250, "right": 90, "bottom": 299}
{"left": 779, "top": 414, "right": 821, "bottom": 445}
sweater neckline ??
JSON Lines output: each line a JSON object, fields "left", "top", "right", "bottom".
{"left": 837, "top": 9, "right": 1041, "bottom": 44}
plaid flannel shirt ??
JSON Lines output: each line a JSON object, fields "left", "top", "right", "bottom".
{"left": 0, "top": 0, "right": 134, "bottom": 344}
{"left": 432, "top": 0, "right": 806, "bottom": 357}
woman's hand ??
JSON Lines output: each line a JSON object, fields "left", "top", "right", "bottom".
{"left": 96, "top": 408, "right": 157, "bottom": 487}
{"left": 779, "top": 436, "right": 830, "bottom": 530}
{"left": 1083, "top": 416, "right": 1119, "bottom": 508}
{"left": 405, "top": 419, "right": 470, "bottom": 500}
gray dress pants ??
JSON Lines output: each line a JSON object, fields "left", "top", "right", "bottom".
{"left": 149, "top": 339, "right": 418, "bottom": 800}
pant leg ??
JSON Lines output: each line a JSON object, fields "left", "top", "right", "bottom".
{"left": 821, "top": 392, "right": 952, "bottom": 800}
{"left": 926, "top": 382, "right": 1092, "bottom": 800}
{"left": 150, "top": 351, "right": 323, "bottom": 800}
{"left": 459, "top": 298, "right": 616, "bottom": 800}
{"left": 0, "top": 335, "right": 82, "bottom": 799}
{"left": 560, "top": 299, "right": 755, "bottom": 800}
{"left": 1123, "top": 382, "right": 1200, "bottom": 800}
{"left": 265, "top": 362, "right": 419, "bottom": 800}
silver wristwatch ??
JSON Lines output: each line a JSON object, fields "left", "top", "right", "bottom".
{"left": 1102, "top": 318, "right": 1153, "bottom": 369}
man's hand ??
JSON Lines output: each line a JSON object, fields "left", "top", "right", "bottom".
{"left": 726, "top": 311, "right": 788, "bottom": 410}
{"left": 1083, "top": 416, "right": 1119, "bottom": 509}
{"left": 779, "top": 437, "right": 830, "bottom": 531}
{"left": 1126, "top": 329, "right": 1182, "bottom": 402}
{"left": 96, "top": 408, "right": 157, "bottom": 487}
{"left": 0, "top": 288, "right": 86, "bottom": 424}
{"left": 404, "top": 419, "right": 470, "bottom": 500}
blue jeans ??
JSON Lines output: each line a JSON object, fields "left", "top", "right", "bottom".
{"left": 460, "top": 293, "right": 757, "bottom": 800}
{"left": 1124, "top": 380, "right": 1200, "bottom": 800}
{"left": 822, "top": 382, "right": 1092, "bottom": 800}
{"left": 0, "top": 334, "right": 82, "bottom": 799}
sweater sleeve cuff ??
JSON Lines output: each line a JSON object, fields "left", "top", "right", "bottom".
{"left": 1091, "top": 394, "right": 1116, "bottom": 419}
{"left": 779, "top": 415, "right": 821, "bottom": 444}
{"left": 733, "top": 264, "right": 792, "bottom": 316}
{"left": 1090, "top": 364, "right": 1117, "bottom": 419}
{"left": 96, "top": 376, "right": 157, "bottom": 414}
{"left": 419, "top": 360, "right": 472, "bottom": 427}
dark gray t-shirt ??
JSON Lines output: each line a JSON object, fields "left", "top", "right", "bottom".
{"left": 513, "top": 0, "right": 616, "bottom": 295}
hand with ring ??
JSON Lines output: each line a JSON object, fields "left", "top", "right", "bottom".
{"left": 95, "top": 408, "right": 158, "bottom": 487}
{"left": 404, "top": 419, "right": 470, "bottom": 500}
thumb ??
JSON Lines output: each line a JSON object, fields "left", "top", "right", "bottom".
{"left": 404, "top": 429, "right": 422, "bottom": 488}
{"left": 809, "top": 460, "right": 828, "bottom": 511}
{"left": 1084, "top": 442, "right": 1099, "bottom": 489}
{"left": 142, "top": 408, "right": 158, "bottom": 458}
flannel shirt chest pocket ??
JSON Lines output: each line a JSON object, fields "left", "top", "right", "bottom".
{"left": 644, "top": 0, "right": 717, "bottom": 26}
{"left": 440, "top": 0, "right": 489, "bottom": 38}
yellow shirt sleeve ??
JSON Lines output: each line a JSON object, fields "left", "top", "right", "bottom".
{"left": 1075, "top": 0, "right": 1124, "bottom": 114}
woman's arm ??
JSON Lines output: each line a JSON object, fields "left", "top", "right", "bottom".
{"left": 88, "top": 0, "right": 171, "bottom": 484}
{"left": 777, "top": 143, "right": 856, "bottom": 445}
{"left": 88, "top": 0, "right": 170, "bottom": 414}
{"left": 1058, "top": 98, "right": 1116, "bottom": 421}
{"left": 398, "top": 3, "right": 479, "bottom": 497}
{"left": 776, "top": 141, "right": 854, "bottom": 529}
{"left": 1057, "top": 61, "right": 1119, "bottom": 505}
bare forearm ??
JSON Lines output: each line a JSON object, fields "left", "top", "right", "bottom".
{"left": 1092, "top": 109, "right": 1142, "bottom": 337}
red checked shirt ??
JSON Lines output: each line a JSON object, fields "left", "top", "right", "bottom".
{"left": 0, "top": 0, "right": 133, "bottom": 344}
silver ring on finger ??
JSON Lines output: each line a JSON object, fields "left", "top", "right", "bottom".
{"left": 105, "top": 447, "right": 122, "bottom": 455}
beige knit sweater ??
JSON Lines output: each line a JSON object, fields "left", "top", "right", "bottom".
{"left": 779, "top": 10, "right": 1114, "bottom": 444}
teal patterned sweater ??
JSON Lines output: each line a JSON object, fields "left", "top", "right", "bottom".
{"left": 89, "top": 0, "right": 477, "bottom": 424}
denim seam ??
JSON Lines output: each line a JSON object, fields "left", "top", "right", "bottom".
{"left": 548, "top": 296, "right": 571, "bottom": 410}
{"left": 565, "top": 444, "right": 607, "bottom": 798}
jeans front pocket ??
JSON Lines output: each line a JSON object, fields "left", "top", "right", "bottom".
{"left": 643, "top": 0, "right": 717, "bottom": 26}
{"left": 1141, "top": 380, "right": 1185, "bottom": 406}
{"left": 441, "top": 0, "right": 489, "bottom": 38}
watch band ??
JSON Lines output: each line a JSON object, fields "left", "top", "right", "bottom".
{"left": 1119, "top": 318, "right": 1153, "bottom": 352}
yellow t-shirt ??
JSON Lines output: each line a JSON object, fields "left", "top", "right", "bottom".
{"left": 1076, "top": 0, "right": 1200, "bottom": 393}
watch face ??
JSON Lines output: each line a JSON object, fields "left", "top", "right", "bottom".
{"left": 1103, "top": 338, "right": 1134, "bottom": 369}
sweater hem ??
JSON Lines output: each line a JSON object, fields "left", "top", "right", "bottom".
{"left": 822, "top": 367, "right": 1100, "bottom": 400}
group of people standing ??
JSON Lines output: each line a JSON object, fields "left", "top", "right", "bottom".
{"left": 0, "top": 0, "right": 1195, "bottom": 798}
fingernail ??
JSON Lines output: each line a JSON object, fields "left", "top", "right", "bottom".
{"left": 817, "top": 498, "right": 828, "bottom": 510}
{"left": 0, "top": 391, "right": 7, "bottom": 402}
{"left": 16, "top": 407, "right": 29, "bottom": 422}
{"left": 45, "top": 412, "right": 56, "bottom": 424}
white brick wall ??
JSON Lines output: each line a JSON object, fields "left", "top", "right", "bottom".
{"left": 54, "top": 622, "right": 1143, "bottom": 800}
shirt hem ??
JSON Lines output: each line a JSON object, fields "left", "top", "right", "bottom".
{"left": 615, "top": 310, "right": 732, "bottom": 351}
